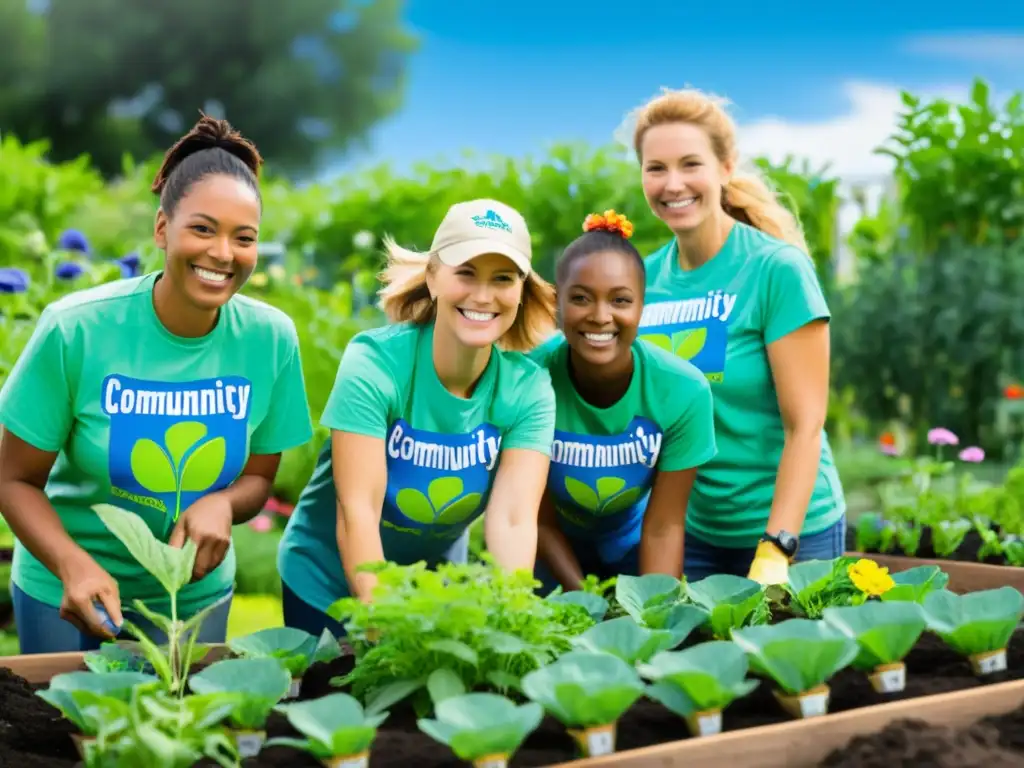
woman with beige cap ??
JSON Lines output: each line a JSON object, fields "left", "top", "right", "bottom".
{"left": 277, "top": 199, "right": 558, "bottom": 636}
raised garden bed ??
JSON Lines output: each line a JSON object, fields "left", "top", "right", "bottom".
{"left": 4, "top": 629, "right": 1024, "bottom": 767}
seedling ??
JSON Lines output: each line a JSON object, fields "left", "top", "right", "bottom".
{"left": 637, "top": 641, "right": 760, "bottom": 736}
{"left": 731, "top": 619, "right": 860, "bottom": 719}
{"left": 92, "top": 503, "right": 225, "bottom": 696}
{"left": 823, "top": 601, "right": 928, "bottom": 692}
{"left": 418, "top": 692, "right": 543, "bottom": 768}
{"left": 520, "top": 650, "right": 647, "bottom": 757}
{"left": 880, "top": 565, "right": 950, "bottom": 604}
{"left": 569, "top": 616, "right": 675, "bottom": 665}
{"left": 188, "top": 657, "right": 293, "bottom": 757}
{"left": 922, "top": 586, "right": 1024, "bottom": 675}
{"left": 267, "top": 693, "right": 390, "bottom": 767}
{"left": 684, "top": 574, "right": 771, "bottom": 639}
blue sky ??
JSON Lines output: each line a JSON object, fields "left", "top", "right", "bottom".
{"left": 336, "top": 0, "right": 1024, "bottom": 182}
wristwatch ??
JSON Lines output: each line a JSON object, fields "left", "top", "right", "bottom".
{"left": 761, "top": 530, "right": 799, "bottom": 560}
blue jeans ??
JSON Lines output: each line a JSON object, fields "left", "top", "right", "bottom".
{"left": 12, "top": 583, "right": 234, "bottom": 655}
{"left": 281, "top": 582, "right": 348, "bottom": 638}
{"left": 535, "top": 541, "right": 640, "bottom": 595}
{"left": 683, "top": 516, "right": 847, "bottom": 582}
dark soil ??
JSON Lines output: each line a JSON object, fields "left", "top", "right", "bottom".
{"left": 846, "top": 527, "right": 1010, "bottom": 565}
{"left": 4, "top": 632, "right": 1024, "bottom": 767}
{"left": 820, "top": 698, "right": 1024, "bottom": 767}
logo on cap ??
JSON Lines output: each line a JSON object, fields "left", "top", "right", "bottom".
{"left": 472, "top": 210, "right": 512, "bottom": 234}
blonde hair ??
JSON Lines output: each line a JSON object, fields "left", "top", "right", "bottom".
{"left": 376, "top": 236, "right": 557, "bottom": 353}
{"left": 627, "top": 88, "right": 808, "bottom": 252}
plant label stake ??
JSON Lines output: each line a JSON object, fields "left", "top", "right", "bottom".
{"left": 568, "top": 723, "right": 616, "bottom": 757}
{"left": 773, "top": 684, "right": 830, "bottom": 719}
{"left": 324, "top": 752, "right": 369, "bottom": 768}
{"left": 970, "top": 648, "right": 1008, "bottom": 675}
{"left": 472, "top": 754, "right": 510, "bottom": 768}
{"left": 685, "top": 708, "right": 723, "bottom": 737}
{"left": 869, "top": 662, "right": 907, "bottom": 693}
{"left": 234, "top": 730, "right": 265, "bottom": 758}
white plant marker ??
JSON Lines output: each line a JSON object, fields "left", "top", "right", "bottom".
{"left": 869, "top": 662, "right": 907, "bottom": 693}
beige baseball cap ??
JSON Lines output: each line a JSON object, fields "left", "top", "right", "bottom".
{"left": 430, "top": 199, "right": 533, "bottom": 274}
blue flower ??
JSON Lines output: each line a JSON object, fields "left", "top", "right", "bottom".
{"left": 57, "top": 229, "right": 90, "bottom": 254}
{"left": 55, "top": 262, "right": 85, "bottom": 280}
{"left": 0, "top": 268, "right": 30, "bottom": 294}
{"left": 116, "top": 252, "right": 141, "bottom": 278}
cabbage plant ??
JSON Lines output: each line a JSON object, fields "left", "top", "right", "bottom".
{"left": 520, "top": 651, "right": 647, "bottom": 756}
{"left": 922, "top": 586, "right": 1024, "bottom": 675}
{"left": 731, "top": 619, "right": 859, "bottom": 719}
{"left": 227, "top": 627, "right": 341, "bottom": 697}
{"left": 636, "top": 641, "right": 759, "bottom": 736}
{"left": 417, "top": 692, "right": 542, "bottom": 767}
{"left": 684, "top": 574, "right": 770, "bottom": 639}
{"left": 569, "top": 616, "right": 675, "bottom": 665}
{"left": 188, "top": 658, "right": 293, "bottom": 756}
{"left": 267, "top": 693, "right": 389, "bottom": 766}
{"left": 880, "top": 565, "right": 950, "bottom": 604}
{"left": 822, "top": 601, "right": 927, "bottom": 692}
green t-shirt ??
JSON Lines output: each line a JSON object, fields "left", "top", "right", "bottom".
{"left": 529, "top": 335, "right": 716, "bottom": 563}
{"left": 278, "top": 321, "right": 556, "bottom": 613}
{"left": 0, "top": 272, "right": 313, "bottom": 613}
{"left": 640, "top": 222, "right": 846, "bottom": 547}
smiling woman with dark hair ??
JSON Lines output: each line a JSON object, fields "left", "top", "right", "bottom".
{"left": 530, "top": 210, "right": 717, "bottom": 593}
{"left": 0, "top": 114, "right": 313, "bottom": 654}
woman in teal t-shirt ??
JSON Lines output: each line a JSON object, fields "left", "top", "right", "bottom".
{"left": 277, "top": 199, "right": 558, "bottom": 636}
{"left": 0, "top": 116, "right": 314, "bottom": 654}
{"left": 531, "top": 211, "right": 717, "bottom": 592}
{"left": 625, "top": 88, "right": 847, "bottom": 586}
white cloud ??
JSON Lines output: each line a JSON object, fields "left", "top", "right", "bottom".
{"left": 736, "top": 80, "right": 967, "bottom": 183}
{"left": 902, "top": 33, "right": 1024, "bottom": 64}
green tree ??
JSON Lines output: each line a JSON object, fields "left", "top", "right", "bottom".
{"left": 1, "top": 0, "right": 416, "bottom": 178}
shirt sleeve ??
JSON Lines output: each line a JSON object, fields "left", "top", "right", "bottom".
{"left": 320, "top": 335, "right": 397, "bottom": 439}
{"left": 657, "top": 376, "right": 717, "bottom": 472}
{"left": 761, "top": 245, "right": 831, "bottom": 345}
{"left": 249, "top": 322, "right": 315, "bottom": 455}
{"left": 501, "top": 367, "right": 556, "bottom": 455}
{"left": 0, "top": 307, "right": 74, "bottom": 452}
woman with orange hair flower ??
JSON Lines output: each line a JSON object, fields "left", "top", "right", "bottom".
{"left": 529, "top": 210, "right": 718, "bottom": 592}
{"left": 626, "top": 88, "right": 847, "bottom": 587}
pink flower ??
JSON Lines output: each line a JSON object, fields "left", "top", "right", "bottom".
{"left": 927, "top": 427, "right": 959, "bottom": 446}
{"left": 248, "top": 514, "right": 272, "bottom": 533}
{"left": 958, "top": 446, "right": 985, "bottom": 463}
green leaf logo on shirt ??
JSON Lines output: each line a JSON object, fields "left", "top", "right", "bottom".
{"left": 395, "top": 476, "right": 483, "bottom": 526}
{"left": 564, "top": 476, "right": 644, "bottom": 517}
{"left": 642, "top": 328, "right": 707, "bottom": 360}
{"left": 129, "top": 421, "right": 226, "bottom": 521}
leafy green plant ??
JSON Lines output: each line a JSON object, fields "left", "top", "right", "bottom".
{"left": 417, "top": 693, "right": 543, "bottom": 767}
{"left": 880, "top": 565, "right": 949, "bottom": 603}
{"left": 328, "top": 559, "right": 594, "bottom": 715}
{"left": 822, "top": 601, "right": 928, "bottom": 692}
{"left": 781, "top": 558, "right": 863, "bottom": 618}
{"left": 922, "top": 586, "right": 1024, "bottom": 673}
{"left": 545, "top": 590, "right": 610, "bottom": 622}
{"left": 92, "top": 503, "right": 225, "bottom": 695}
{"left": 731, "top": 619, "right": 860, "bottom": 718}
{"left": 614, "top": 573, "right": 683, "bottom": 627}
{"left": 188, "top": 658, "right": 293, "bottom": 755}
{"left": 637, "top": 642, "right": 760, "bottom": 736}
{"left": 569, "top": 616, "right": 676, "bottom": 665}
{"left": 227, "top": 627, "right": 341, "bottom": 692}
{"left": 267, "top": 693, "right": 389, "bottom": 764}
{"left": 37, "top": 670, "right": 157, "bottom": 739}
{"left": 520, "top": 651, "right": 646, "bottom": 748}
{"left": 83, "top": 643, "right": 148, "bottom": 674}
{"left": 684, "top": 574, "right": 771, "bottom": 639}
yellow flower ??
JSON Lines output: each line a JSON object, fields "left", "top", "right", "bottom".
{"left": 847, "top": 559, "right": 895, "bottom": 597}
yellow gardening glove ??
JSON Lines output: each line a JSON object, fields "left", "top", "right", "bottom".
{"left": 747, "top": 541, "right": 790, "bottom": 586}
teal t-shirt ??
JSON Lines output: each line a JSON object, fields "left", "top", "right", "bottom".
{"left": 0, "top": 272, "right": 314, "bottom": 613}
{"left": 639, "top": 222, "right": 846, "bottom": 547}
{"left": 529, "top": 335, "right": 716, "bottom": 563}
{"left": 277, "top": 320, "right": 556, "bottom": 613}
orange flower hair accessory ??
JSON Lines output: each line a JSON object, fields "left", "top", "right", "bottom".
{"left": 583, "top": 209, "right": 635, "bottom": 239}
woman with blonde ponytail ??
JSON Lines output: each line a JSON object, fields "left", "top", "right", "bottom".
{"left": 628, "top": 88, "right": 846, "bottom": 587}
{"left": 278, "top": 199, "right": 558, "bottom": 636}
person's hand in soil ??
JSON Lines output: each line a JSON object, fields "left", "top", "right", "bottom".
{"left": 168, "top": 494, "right": 234, "bottom": 582}
{"left": 747, "top": 540, "right": 790, "bottom": 586}
{"left": 59, "top": 549, "right": 124, "bottom": 639}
